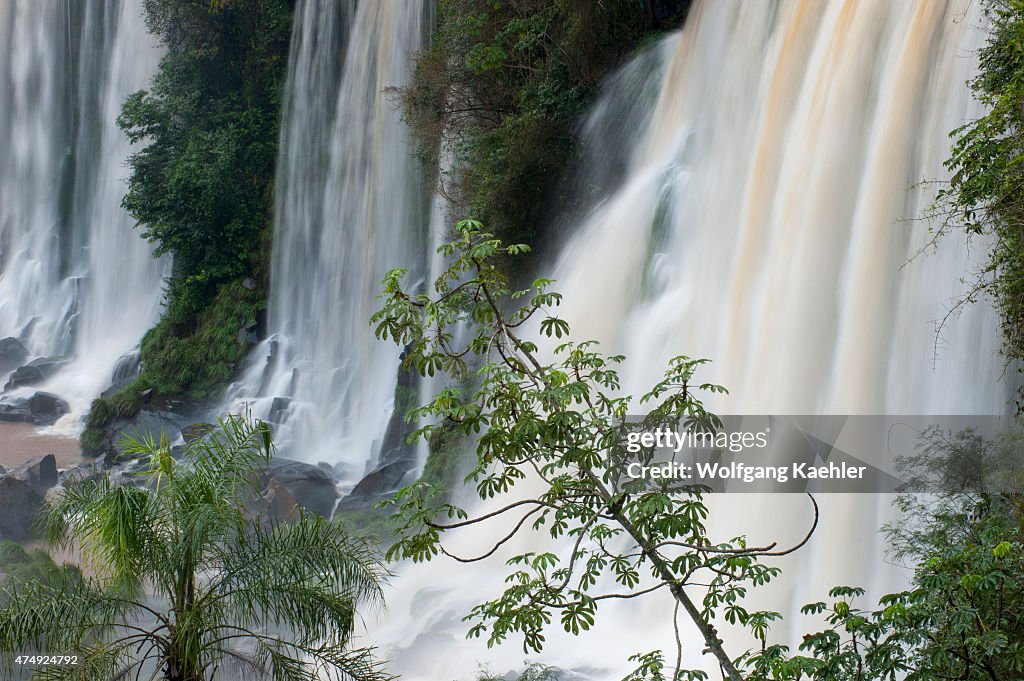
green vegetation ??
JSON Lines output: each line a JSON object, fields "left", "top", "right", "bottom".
{"left": 136, "top": 279, "right": 264, "bottom": 398}
{"left": 88, "top": 0, "right": 291, "bottom": 430}
{"left": 401, "top": 1, "right": 687, "bottom": 250}
{"left": 938, "top": 0, "right": 1024, "bottom": 376}
{"left": 0, "top": 415, "right": 388, "bottom": 681}
{"left": 374, "top": 221, "right": 1024, "bottom": 680}
{"left": 120, "top": 0, "right": 290, "bottom": 311}
{"left": 331, "top": 509, "right": 397, "bottom": 549}
{"left": 742, "top": 428, "right": 1024, "bottom": 680}
{"left": 82, "top": 279, "right": 264, "bottom": 455}
{"left": 374, "top": 221, "right": 804, "bottom": 681}
{"left": 0, "top": 542, "right": 80, "bottom": 590}
{"left": 420, "top": 420, "right": 470, "bottom": 491}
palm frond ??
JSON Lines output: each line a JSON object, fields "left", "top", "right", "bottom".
{"left": 0, "top": 573, "right": 148, "bottom": 656}
{"left": 212, "top": 513, "right": 387, "bottom": 616}
{"left": 2, "top": 413, "right": 385, "bottom": 681}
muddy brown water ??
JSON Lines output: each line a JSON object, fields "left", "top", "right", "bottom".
{"left": 0, "top": 423, "right": 83, "bottom": 468}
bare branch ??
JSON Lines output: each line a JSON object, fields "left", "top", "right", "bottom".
{"left": 426, "top": 498, "right": 555, "bottom": 530}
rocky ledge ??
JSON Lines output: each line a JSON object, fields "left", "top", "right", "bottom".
{"left": 0, "top": 454, "right": 63, "bottom": 541}
{"left": 0, "top": 391, "right": 70, "bottom": 426}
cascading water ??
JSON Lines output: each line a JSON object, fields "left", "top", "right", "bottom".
{"left": 0, "top": 0, "right": 164, "bottom": 423}
{"left": 225, "top": 0, "right": 431, "bottom": 479}
{"left": 372, "top": 1, "right": 1010, "bottom": 678}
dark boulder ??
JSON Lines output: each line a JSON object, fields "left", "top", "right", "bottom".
{"left": 0, "top": 392, "right": 69, "bottom": 425}
{"left": 27, "top": 357, "right": 64, "bottom": 373}
{"left": 180, "top": 422, "right": 213, "bottom": 443}
{"left": 83, "top": 390, "right": 208, "bottom": 461}
{"left": 28, "top": 392, "right": 69, "bottom": 424}
{"left": 336, "top": 459, "right": 414, "bottom": 511}
{"left": 4, "top": 365, "right": 45, "bottom": 391}
{"left": 12, "top": 454, "right": 58, "bottom": 495}
{"left": 0, "top": 337, "right": 28, "bottom": 374}
{"left": 338, "top": 348, "right": 419, "bottom": 510}
{"left": 4, "top": 357, "right": 67, "bottom": 391}
{"left": 0, "top": 454, "right": 58, "bottom": 540}
{"left": 236, "top": 328, "right": 258, "bottom": 346}
{"left": 100, "top": 351, "right": 142, "bottom": 398}
{"left": 58, "top": 462, "right": 97, "bottom": 486}
{"left": 261, "top": 458, "right": 338, "bottom": 517}
{"left": 237, "top": 318, "right": 259, "bottom": 347}
{"left": 0, "top": 476, "right": 43, "bottom": 540}
{"left": 0, "top": 400, "right": 31, "bottom": 423}
{"left": 331, "top": 461, "right": 355, "bottom": 479}
{"left": 267, "top": 396, "right": 291, "bottom": 425}
{"left": 86, "top": 409, "right": 189, "bottom": 463}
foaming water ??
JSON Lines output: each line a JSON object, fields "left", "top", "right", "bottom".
{"left": 0, "top": 1, "right": 165, "bottom": 428}
{"left": 373, "top": 2, "right": 1009, "bottom": 679}
{"left": 224, "top": 0, "right": 430, "bottom": 478}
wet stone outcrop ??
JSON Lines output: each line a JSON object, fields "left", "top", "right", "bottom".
{"left": 0, "top": 391, "right": 70, "bottom": 426}
{"left": 0, "top": 455, "right": 58, "bottom": 541}
{"left": 4, "top": 357, "right": 69, "bottom": 391}
{"left": 258, "top": 458, "right": 339, "bottom": 518}
{"left": 0, "top": 337, "right": 28, "bottom": 375}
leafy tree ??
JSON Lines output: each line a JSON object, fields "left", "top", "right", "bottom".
{"left": 375, "top": 221, "right": 1024, "bottom": 680}
{"left": 934, "top": 0, "right": 1024, "bottom": 379}
{"left": 120, "top": 0, "right": 290, "bottom": 316}
{"left": 91, "top": 0, "right": 292, "bottom": 419}
{"left": 373, "top": 220, "right": 818, "bottom": 681}
{"left": 742, "top": 427, "right": 1024, "bottom": 680}
{"left": 400, "top": 1, "right": 689, "bottom": 250}
{"left": 0, "top": 415, "right": 389, "bottom": 681}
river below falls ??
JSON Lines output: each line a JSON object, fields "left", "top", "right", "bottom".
{"left": 0, "top": 423, "right": 83, "bottom": 468}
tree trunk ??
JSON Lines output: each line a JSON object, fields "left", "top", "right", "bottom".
{"left": 584, "top": 470, "right": 745, "bottom": 681}
{"left": 166, "top": 660, "right": 201, "bottom": 681}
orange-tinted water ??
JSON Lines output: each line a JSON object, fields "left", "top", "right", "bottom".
{"left": 0, "top": 423, "right": 83, "bottom": 468}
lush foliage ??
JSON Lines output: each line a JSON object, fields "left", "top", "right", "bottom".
{"left": 136, "top": 279, "right": 264, "bottom": 398}
{"left": 741, "top": 427, "right": 1024, "bottom": 680}
{"left": 120, "top": 0, "right": 289, "bottom": 310}
{"left": 0, "top": 542, "right": 80, "bottom": 591}
{"left": 374, "top": 221, "right": 1024, "bottom": 680}
{"left": 0, "top": 415, "right": 388, "bottom": 681}
{"left": 420, "top": 420, "right": 472, "bottom": 491}
{"left": 111, "top": 0, "right": 290, "bottom": 404}
{"left": 374, "top": 221, "right": 817, "bottom": 681}
{"left": 401, "top": 0, "right": 687, "bottom": 250}
{"left": 82, "top": 278, "right": 264, "bottom": 454}
{"left": 937, "top": 0, "right": 1024, "bottom": 375}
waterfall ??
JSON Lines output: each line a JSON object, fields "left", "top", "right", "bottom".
{"left": 225, "top": 0, "right": 431, "bottom": 478}
{"left": 0, "top": 0, "right": 164, "bottom": 423}
{"left": 373, "top": 1, "right": 1010, "bottom": 679}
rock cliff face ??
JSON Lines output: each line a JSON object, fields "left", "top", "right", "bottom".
{"left": 0, "top": 337, "right": 28, "bottom": 377}
{"left": 4, "top": 357, "right": 69, "bottom": 392}
{"left": 0, "top": 455, "right": 59, "bottom": 540}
